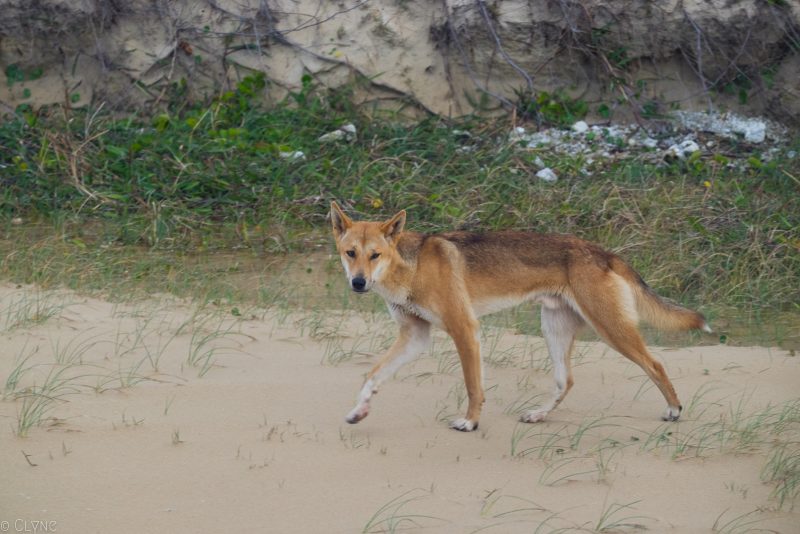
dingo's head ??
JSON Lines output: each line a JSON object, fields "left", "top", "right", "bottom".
{"left": 330, "top": 201, "right": 406, "bottom": 293}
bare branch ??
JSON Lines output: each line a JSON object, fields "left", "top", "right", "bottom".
{"left": 475, "top": 0, "right": 534, "bottom": 93}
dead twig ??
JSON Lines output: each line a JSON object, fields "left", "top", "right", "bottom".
{"left": 21, "top": 450, "right": 38, "bottom": 467}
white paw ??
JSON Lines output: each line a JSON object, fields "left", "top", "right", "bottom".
{"left": 449, "top": 418, "right": 478, "bottom": 432}
{"left": 520, "top": 409, "right": 548, "bottom": 423}
{"left": 346, "top": 403, "right": 370, "bottom": 424}
{"left": 662, "top": 405, "right": 682, "bottom": 422}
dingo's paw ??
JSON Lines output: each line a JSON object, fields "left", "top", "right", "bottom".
{"left": 520, "top": 409, "right": 548, "bottom": 423}
{"left": 662, "top": 405, "right": 682, "bottom": 422}
{"left": 449, "top": 418, "right": 478, "bottom": 432}
{"left": 346, "top": 404, "right": 369, "bottom": 424}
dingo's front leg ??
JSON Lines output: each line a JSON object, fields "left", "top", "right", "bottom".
{"left": 445, "top": 314, "right": 484, "bottom": 432}
{"left": 346, "top": 315, "right": 430, "bottom": 424}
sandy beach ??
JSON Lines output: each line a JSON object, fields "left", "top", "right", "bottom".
{"left": 1, "top": 283, "right": 798, "bottom": 533}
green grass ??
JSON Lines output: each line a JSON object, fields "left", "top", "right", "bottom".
{"left": 711, "top": 508, "right": 771, "bottom": 533}
{"left": 361, "top": 488, "right": 445, "bottom": 533}
{"left": 13, "top": 363, "right": 83, "bottom": 437}
{"left": 0, "top": 75, "right": 798, "bottom": 343}
{"left": 0, "top": 288, "right": 66, "bottom": 332}
{"left": 594, "top": 500, "right": 652, "bottom": 532}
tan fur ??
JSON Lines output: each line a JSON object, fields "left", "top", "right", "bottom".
{"left": 330, "top": 202, "right": 710, "bottom": 432}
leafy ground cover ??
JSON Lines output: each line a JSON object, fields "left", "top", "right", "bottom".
{"left": 0, "top": 75, "right": 798, "bottom": 344}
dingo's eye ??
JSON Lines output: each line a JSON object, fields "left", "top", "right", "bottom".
{"left": 346, "top": 250, "right": 356, "bottom": 258}
{"left": 369, "top": 252, "right": 381, "bottom": 261}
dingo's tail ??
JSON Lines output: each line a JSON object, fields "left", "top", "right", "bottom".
{"left": 612, "top": 258, "right": 711, "bottom": 333}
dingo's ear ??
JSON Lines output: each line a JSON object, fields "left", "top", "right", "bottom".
{"left": 381, "top": 209, "right": 406, "bottom": 241}
{"left": 331, "top": 202, "right": 352, "bottom": 237}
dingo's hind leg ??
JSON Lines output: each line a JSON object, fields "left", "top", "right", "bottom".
{"left": 521, "top": 301, "right": 583, "bottom": 423}
{"left": 598, "top": 322, "right": 682, "bottom": 421}
{"left": 572, "top": 274, "right": 683, "bottom": 421}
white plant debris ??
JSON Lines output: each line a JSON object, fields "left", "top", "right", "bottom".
{"left": 667, "top": 139, "right": 701, "bottom": 160}
{"left": 279, "top": 150, "right": 305, "bottom": 160}
{"left": 571, "top": 120, "right": 589, "bottom": 134}
{"left": 535, "top": 168, "right": 558, "bottom": 182}
{"left": 503, "top": 110, "right": 789, "bottom": 176}
{"left": 318, "top": 123, "right": 357, "bottom": 143}
{"left": 672, "top": 111, "right": 785, "bottom": 144}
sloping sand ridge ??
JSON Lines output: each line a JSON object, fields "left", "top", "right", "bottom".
{"left": 1, "top": 284, "right": 798, "bottom": 532}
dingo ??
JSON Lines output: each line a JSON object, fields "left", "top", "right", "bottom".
{"left": 330, "top": 202, "right": 710, "bottom": 432}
